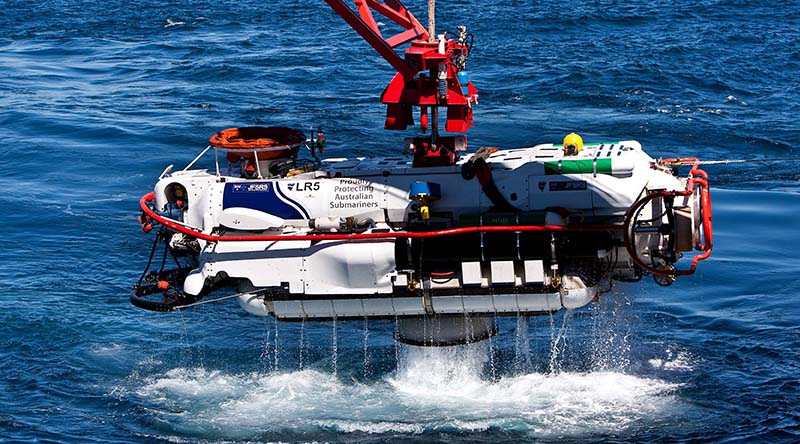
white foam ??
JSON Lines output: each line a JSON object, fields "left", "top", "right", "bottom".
{"left": 164, "top": 18, "right": 186, "bottom": 28}
{"left": 649, "top": 348, "right": 695, "bottom": 371}
{"left": 90, "top": 343, "right": 124, "bottom": 354}
{"left": 137, "top": 367, "right": 246, "bottom": 402}
{"left": 726, "top": 95, "right": 748, "bottom": 105}
{"left": 318, "top": 420, "right": 425, "bottom": 434}
{"left": 697, "top": 107, "right": 723, "bottom": 115}
{"left": 130, "top": 347, "right": 680, "bottom": 439}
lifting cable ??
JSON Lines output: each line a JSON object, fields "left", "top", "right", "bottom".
{"left": 428, "top": 0, "right": 435, "bottom": 40}
{"left": 171, "top": 291, "right": 257, "bottom": 310}
{"left": 669, "top": 156, "right": 800, "bottom": 166}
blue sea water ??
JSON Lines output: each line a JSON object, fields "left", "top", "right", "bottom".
{"left": 1, "top": 0, "right": 799, "bottom": 442}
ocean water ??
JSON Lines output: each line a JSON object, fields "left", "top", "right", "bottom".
{"left": 1, "top": 0, "right": 799, "bottom": 443}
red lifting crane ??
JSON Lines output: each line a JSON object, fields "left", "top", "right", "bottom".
{"left": 324, "top": 0, "right": 478, "bottom": 167}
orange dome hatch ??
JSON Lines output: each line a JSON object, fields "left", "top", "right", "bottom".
{"left": 210, "top": 127, "right": 306, "bottom": 161}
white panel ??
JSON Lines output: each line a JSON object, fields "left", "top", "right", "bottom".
{"left": 461, "top": 262, "right": 482, "bottom": 286}
{"left": 206, "top": 240, "right": 306, "bottom": 292}
{"left": 517, "top": 293, "right": 561, "bottom": 312}
{"left": 362, "top": 298, "right": 396, "bottom": 316}
{"left": 302, "top": 299, "right": 335, "bottom": 317}
{"left": 431, "top": 295, "right": 465, "bottom": 314}
{"left": 524, "top": 260, "right": 545, "bottom": 284}
{"left": 547, "top": 293, "right": 563, "bottom": 310}
{"left": 392, "top": 297, "right": 425, "bottom": 316}
{"left": 461, "top": 295, "right": 495, "bottom": 313}
{"left": 303, "top": 240, "right": 395, "bottom": 294}
{"left": 219, "top": 207, "right": 285, "bottom": 230}
{"left": 490, "top": 261, "right": 516, "bottom": 284}
{"left": 590, "top": 174, "right": 647, "bottom": 211}
{"left": 332, "top": 299, "right": 365, "bottom": 317}
{"left": 528, "top": 175, "right": 593, "bottom": 210}
{"left": 272, "top": 300, "right": 305, "bottom": 318}
{"left": 393, "top": 273, "right": 408, "bottom": 287}
{"left": 492, "top": 294, "right": 519, "bottom": 313}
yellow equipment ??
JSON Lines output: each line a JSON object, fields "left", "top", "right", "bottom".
{"left": 563, "top": 133, "right": 583, "bottom": 156}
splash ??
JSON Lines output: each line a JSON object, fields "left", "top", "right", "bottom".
{"left": 129, "top": 343, "right": 681, "bottom": 440}
{"left": 389, "top": 343, "right": 489, "bottom": 399}
{"left": 127, "top": 301, "right": 680, "bottom": 440}
{"left": 649, "top": 348, "right": 695, "bottom": 371}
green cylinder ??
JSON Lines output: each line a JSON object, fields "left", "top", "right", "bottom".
{"left": 544, "top": 158, "right": 613, "bottom": 175}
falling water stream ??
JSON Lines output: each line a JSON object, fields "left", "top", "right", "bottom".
{"left": 514, "top": 313, "right": 533, "bottom": 373}
{"left": 273, "top": 316, "right": 280, "bottom": 371}
{"left": 298, "top": 317, "right": 306, "bottom": 370}
{"left": 259, "top": 317, "right": 271, "bottom": 371}
{"left": 331, "top": 316, "right": 338, "bottom": 377}
{"left": 363, "top": 317, "right": 371, "bottom": 380}
{"left": 549, "top": 309, "right": 574, "bottom": 373}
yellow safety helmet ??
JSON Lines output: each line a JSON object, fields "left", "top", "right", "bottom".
{"left": 563, "top": 133, "right": 583, "bottom": 156}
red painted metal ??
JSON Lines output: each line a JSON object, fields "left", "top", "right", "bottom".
{"left": 324, "top": 0, "right": 426, "bottom": 79}
{"left": 325, "top": 0, "right": 478, "bottom": 167}
{"left": 140, "top": 192, "right": 623, "bottom": 243}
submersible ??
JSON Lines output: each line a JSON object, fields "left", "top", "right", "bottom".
{"left": 131, "top": 0, "right": 713, "bottom": 346}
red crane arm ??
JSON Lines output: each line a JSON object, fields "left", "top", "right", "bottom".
{"left": 324, "top": 0, "right": 428, "bottom": 79}
{"left": 324, "top": 0, "right": 479, "bottom": 167}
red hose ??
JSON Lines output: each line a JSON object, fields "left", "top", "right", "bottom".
{"left": 429, "top": 271, "right": 456, "bottom": 277}
{"left": 139, "top": 192, "right": 623, "bottom": 243}
{"left": 623, "top": 159, "right": 713, "bottom": 276}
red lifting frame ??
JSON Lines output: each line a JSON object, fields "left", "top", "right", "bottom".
{"left": 324, "top": 0, "right": 478, "bottom": 156}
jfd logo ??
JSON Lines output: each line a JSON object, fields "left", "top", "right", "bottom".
{"left": 246, "top": 183, "right": 271, "bottom": 192}
{"left": 232, "top": 183, "right": 270, "bottom": 192}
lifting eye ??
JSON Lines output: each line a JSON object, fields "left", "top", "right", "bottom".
{"left": 165, "top": 183, "right": 188, "bottom": 208}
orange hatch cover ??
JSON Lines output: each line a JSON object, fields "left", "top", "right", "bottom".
{"left": 210, "top": 126, "right": 307, "bottom": 161}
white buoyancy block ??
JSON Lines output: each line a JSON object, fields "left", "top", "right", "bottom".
{"left": 610, "top": 157, "right": 636, "bottom": 176}
{"left": 183, "top": 269, "right": 206, "bottom": 296}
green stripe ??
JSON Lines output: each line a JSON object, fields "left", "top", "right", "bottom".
{"left": 544, "top": 158, "right": 613, "bottom": 175}
{"left": 551, "top": 141, "right": 618, "bottom": 147}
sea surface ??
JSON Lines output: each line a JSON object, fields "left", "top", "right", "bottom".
{"left": 1, "top": 1, "right": 799, "bottom": 443}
